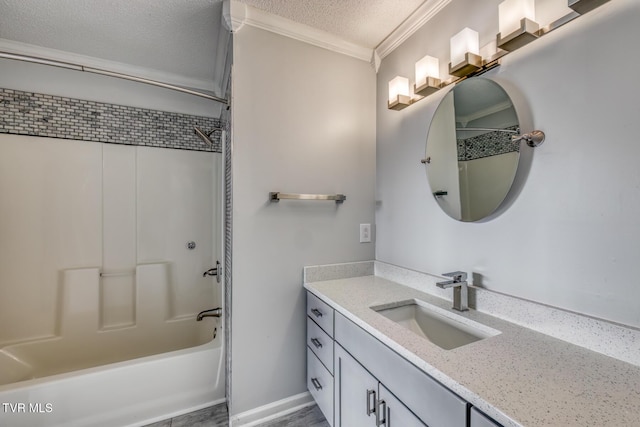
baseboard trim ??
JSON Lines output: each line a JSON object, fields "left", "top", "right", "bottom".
{"left": 132, "top": 398, "right": 227, "bottom": 427}
{"left": 231, "top": 392, "right": 314, "bottom": 426}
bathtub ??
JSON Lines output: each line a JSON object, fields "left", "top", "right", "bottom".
{"left": 0, "top": 318, "right": 225, "bottom": 427}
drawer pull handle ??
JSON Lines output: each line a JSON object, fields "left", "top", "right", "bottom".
{"left": 310, "top": 338, "right": 323, "bottom": 349}
{"left": 311, "top": 377, "right": 322, "bottom": 391}
{"left": 375, "top": 400, "right": 387, "bottom": 426}
{"left": 366, "top": 389, "right": 376, "bottom": 416}
{"left": 311, "top": 308, "right": 323, "bottom": 318}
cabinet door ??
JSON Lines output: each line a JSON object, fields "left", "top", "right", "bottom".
{"left": 378, "top": 384, "right": 427, "bottom": 427}
{"left": 470, "top": 407, "right": 502, "bottom": 427}
{"left": 335, "top": 344, "right": 378, "bottom": 427}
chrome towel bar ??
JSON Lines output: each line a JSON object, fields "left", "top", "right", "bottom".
{"left": 269, "top": 192, "right": 346, "bottom": 203}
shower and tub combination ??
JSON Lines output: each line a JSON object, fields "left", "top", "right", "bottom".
{"left": 0, "top": 88, "right": 228, "bottom": 426}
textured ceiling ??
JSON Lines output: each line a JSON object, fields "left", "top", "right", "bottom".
{"left": 0, "top": 0, "right": 225, "bottom": 90}
{"left": 236, "top": 0, "right": 426, "bottom": 48}
{"left": 0, "top": 0, "right": 430, "bottom": 95}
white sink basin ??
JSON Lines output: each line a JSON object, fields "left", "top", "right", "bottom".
{"left": 371, "top": 299, "right": 500, "bottom": 350}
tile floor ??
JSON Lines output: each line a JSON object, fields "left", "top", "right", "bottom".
{"left": 144, "top": 403, "right": 329, "bottom": 427}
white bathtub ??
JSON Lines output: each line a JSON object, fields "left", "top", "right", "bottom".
{"left": 0, "top": 320, "right": 225, "bottom": 427}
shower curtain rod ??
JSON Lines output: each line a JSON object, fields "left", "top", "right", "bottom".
{"left": 0, "top": 51, "right": 228, "bottom": 106}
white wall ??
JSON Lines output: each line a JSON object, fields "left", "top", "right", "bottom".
{"left": 376, "top": 0, "right": 640, "bottom": 328}
{"left": 231, "top": 26, "right": 376, "bottom": 414}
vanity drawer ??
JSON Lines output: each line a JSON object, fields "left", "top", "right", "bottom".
{"left": 335, "top": 312, "right": 467, "bottom": 427}
{"left": 307, "top": 348, "right": 334, "bottom": 426}
{"left": 307, "top": 292, "right": 334, "bottom": 337}
{"left": 307, "top": 317, "right": 334, "bottom": 373}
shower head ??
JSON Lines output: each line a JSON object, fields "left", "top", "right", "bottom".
{"left": 194, "top": 126, "right": 224, "bottom": 146}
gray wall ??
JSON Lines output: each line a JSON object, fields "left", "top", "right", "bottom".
{"left": 231, "top": 26, "right": 376, "bottom": 414}
{"left": 376, "top": 0, "right": 640, "bottom": 328}
{"left": 0, "top": 58, "right": 220, "bottom": 117}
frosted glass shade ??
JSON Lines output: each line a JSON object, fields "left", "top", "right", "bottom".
{"left": 450, "top": 28, "right": 479, "bottom": 66}
{"left": 499, "top": 0, "right": 536, "bottom": 36}
{"left": 388, "top": 76, "right": 410, "bottom": 102}
{"left": 415, "top": 55, "right": 440, "bottom": 84}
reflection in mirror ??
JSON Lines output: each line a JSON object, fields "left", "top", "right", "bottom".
{"left": 425, "top": 78, "right": 520, "bottom": 222}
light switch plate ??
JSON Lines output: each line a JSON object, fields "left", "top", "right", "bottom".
{"left": 360, "top": 224, "right": 371, "bottom": 243}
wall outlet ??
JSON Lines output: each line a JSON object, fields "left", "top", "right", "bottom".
{"left": 360, "top": 224, "right": 371, "bottom": 243}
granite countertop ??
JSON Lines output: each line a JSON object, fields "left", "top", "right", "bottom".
{"left": 305, "top": 275, "right": 640, "bottom": 427}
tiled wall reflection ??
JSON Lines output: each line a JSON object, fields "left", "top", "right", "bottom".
{"left": 0, "top": 88, "right": 221, "bottom": 152}
{"left": 457, "top": 126, "right": 519, "bottom": 161}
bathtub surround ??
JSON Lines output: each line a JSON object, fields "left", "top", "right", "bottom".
{"left": 0, "top": 44, "right": 228, "bottom": 426}
{"left": 0, "top": 87, "right": 222, "bottom": 152}
{"left": 0, "top": 136, "right": 221, "bottom": 347}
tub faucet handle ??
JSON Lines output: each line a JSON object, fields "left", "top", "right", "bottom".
{"left": 203, "top": 260, "right": 221, "bottom": 283}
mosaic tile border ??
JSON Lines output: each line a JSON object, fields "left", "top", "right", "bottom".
{"left": 457, "top": 125, "right": 519, "bottom": 161}
{"left": 0, "top": 88, "right": 221, "bottom": 152}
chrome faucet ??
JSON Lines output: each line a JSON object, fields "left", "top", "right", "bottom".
{"left": 436, "top": 271, "right": 469, "bottom": 312}
{"left": 196, "top": 307, "right": 222, "bottom": 321}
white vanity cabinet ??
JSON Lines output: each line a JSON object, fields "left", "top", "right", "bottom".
{"left": 335, "top": 344, "right": 426, "bottom": 427}
{"left": 306, "top": 291, "right": 502, "bottom": 427}
{"left": 306, "top": 292, "right": 335, "bottom": 426}
{"left": 334, "top": 311, "right": 467, "bottom": 427}
{"left": 470, "top": 407, "right": 503, "bottom": 427}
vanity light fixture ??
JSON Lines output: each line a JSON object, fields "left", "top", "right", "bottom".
{"left": 387, "top": 0, "right": 610, "bottom": 112}
{"left": 414, "top": 55, "right": 441, "bottom": 97}
{"left": 388, "top": 76, "right": 412, "bottom": 110}
{"left": 568, "top": 0, "right": 610, "bottom": 14}
{"left": 449, "top": 28, "right": 483, "bottom": 78}
{"left": 497, "top": 0, "right": 540, "bottom": 52}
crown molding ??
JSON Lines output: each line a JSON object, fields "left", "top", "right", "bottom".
{"left": 375, "top": 0, "right": 453, "bottom": 61}
{"left": 223, "top": 0, "right": 246, "bottom": 33}
{"left": 371, "top": 50, "right": 382, "bottom": 73}
{"left": 0, "top": 38, "right": 217, "bottom": 94}
{"left": 227, "top": 0, "right": 372, "bottom": 63}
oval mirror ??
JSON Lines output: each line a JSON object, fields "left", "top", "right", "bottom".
{"left": 425, "top": 78, "right": 521, "bottom": 222}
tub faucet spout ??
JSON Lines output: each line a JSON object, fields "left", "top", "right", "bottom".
{"left": 197, "top": 307, "right": 222, "bottom": 321}
{"left": 436, "top": 271, "right": 468, "bottom": 311}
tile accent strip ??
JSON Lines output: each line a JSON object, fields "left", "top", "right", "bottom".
{"left": 0, "top": 87, "right": 221, "bottom": 152}
{"left": 457, "top": 125, "right": 519, "bottom": 161}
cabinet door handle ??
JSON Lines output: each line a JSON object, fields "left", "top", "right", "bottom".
{"left": 311, "top": 377, "right": 322, "bottom": 391}
{"left": 375, "top": 399, "right": 387, "bottom": 426}
{"left": 366, "top": 389, "right": 376, "bottom": 416}
{"left": 310, "top": 338, "right": 322, "bottom": 349}
{"left": 311, "top": 308, "right": 323, "bottom": 318}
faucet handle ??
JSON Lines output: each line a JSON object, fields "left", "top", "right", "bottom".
{"left": 442, "top": 271, "right": 467, "bottom": 282}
